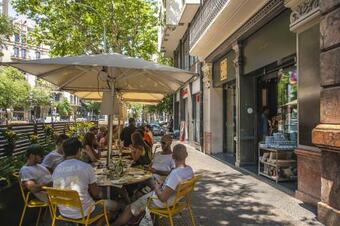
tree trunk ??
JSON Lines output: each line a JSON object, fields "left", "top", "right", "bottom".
{"left": 5, "top": 108, "right": 8, "bottom": 125}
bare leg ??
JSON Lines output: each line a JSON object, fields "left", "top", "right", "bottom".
{"left": 95, "top": 200, "right": 121, "bottom": 226}
{"left": 111, "top": 205, "right": 133, "bottom": 226}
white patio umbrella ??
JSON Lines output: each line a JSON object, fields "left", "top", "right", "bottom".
{"left": 2, "top": 53, "right": 194, "bottom": 162}
{"left": 75, "top": 91, "right": 164, "bottom": 104}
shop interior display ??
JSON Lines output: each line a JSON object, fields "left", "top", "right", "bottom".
{"left": 276, "top": 69, "right": 298, "bottom": 144}
{"left": 258, "top": 68, "right": 297, "bottom": 183}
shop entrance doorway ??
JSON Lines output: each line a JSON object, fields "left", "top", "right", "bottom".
{"left": 223, "top": 83, "right": 236, "bottom": 156}
{"left": 257, "top": 72, "right": 278, "bottom": 144}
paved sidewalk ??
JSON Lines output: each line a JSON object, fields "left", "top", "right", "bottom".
{"left": 162, "top": 144, "right": 323, "bottom": 226}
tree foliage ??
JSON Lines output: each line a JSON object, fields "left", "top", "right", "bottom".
{"left": 12, "top": 0, "right": 158, "bottom": 59}
{"left": 0, "top": 67, "right": 30, "bottom": 109}
{"left": 56, "top": 99, "right": 72, "bottom": 118}
{"left": 146, "top": 95, "right": 173, "bottom": 114}
{"left": 31, "top": 86, "right": 51, "bottom": 107}
{"left": 128, "top": 103, "right": 143, "bottom": 119}
{"left": 0, "top": 15, "right": 15, "bottom": 56}
{"left": 80, "top": 101, "right": 101, "bottom": 116}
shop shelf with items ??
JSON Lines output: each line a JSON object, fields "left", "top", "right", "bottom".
{"left": 258, "top": 145, "right": 297, "bottom": 183}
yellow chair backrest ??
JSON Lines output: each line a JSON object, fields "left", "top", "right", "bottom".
{"left": 44, "top": 187, "right": 85, "bottom": 218}
{"left": 13, "top": 172, "right": 28, "bottom": 202}
{"left": 171, "top": 175, "right": 201, "bottom": 210}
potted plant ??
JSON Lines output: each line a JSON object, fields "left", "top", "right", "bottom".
{"left": 28, "top": 133, "right": 39, "bottom": 144}
{"left": 1, "top": 129, "right": 17, "bottom": 157}
{"left": 43, "top": 124, "right": 54, "bottom": 144}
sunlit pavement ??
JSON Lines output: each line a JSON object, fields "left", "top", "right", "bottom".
{"left": 160, "top": 143, "right": 323, "bottom": 226}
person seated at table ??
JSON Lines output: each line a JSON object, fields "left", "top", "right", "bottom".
{"left": 120, "top": 118, "right": 137, "bottom": 147}
{"left": 99, "top": 125, "right": 119, "bottom": 149}
{"left": 99, "top": 130, "right": 108, "bottom": 149}
{"left": 90, "top": 126, "right": 99, "bottom": 136}
{"left": 129, "top": 132, "right": 152, "bottom": 167}
{"left": 151, "top": 134, "right": 175, "bottom": 182}
{"left": 135, "top": 128, "right": 152, "bottom": 149}
{"left": 42, "top": 134, "right": 69, "bottom": 172}
{"left": 19, "top": 144, "right": 53, "bottom": 202}
{"left": 81, "top": 132, "right": 100, "bottom": 163}
{"left": 97, "top": 126, "right": 107, "bottom": 143}
{"left": 144, "top": 124, "right": 154, "bottom": 146}
{"left": 111, "top": 144, "right": 194, "bottom": 226}
{"left": 53, "top": 137, "right": 119, "bottom": 224}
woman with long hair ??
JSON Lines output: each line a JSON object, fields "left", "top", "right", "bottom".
{"left": 81, "top": 132, "right": 100, "bottom": 163}
{"left": 130, "top": 132, "right": 151, "bottom": 166}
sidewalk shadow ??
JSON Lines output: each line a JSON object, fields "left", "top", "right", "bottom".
{"left": 190, "top": 170, "right": 294, "bottom": 226}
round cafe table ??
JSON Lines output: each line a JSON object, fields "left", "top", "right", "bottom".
{"left": 94, "top": 158, "right": 152, "bottom": 202}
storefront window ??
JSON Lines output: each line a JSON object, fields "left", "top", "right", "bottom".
{"left": 257, "top": 66, "right": 297, "bottom": 144}
{"left": 276, "top": 68, "right": 298, "bottom": 142}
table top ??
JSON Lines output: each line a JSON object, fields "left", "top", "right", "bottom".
{"left": 101, "top": 149, "right": 132, "bottom": 158}
{"left": 94, "top": 158, "right": 152, "bottom": 187}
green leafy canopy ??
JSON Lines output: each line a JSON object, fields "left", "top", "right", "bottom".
{"left": 0, "top": 15, "right": 15, "bottom": 56}
{"left": 56, "top": 98, "right": 73, "bottom": 118}
{"left": 12, "top": 0, "right": 159, "bottom": 59}
{"left": 145, "top": 95, "right": 173, "bottom": 114}
{"left": 0, "top": 67, "right": 30, "bottom": 109}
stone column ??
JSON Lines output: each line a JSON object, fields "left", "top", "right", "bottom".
{"left": 285, "top": 0, "right": 322, "bottom": 206}
{"left": 312, "top": 1, "right": 340, "bottom": 225}
{"left": 202, "top": 63, "right": 223, "bottom": 154}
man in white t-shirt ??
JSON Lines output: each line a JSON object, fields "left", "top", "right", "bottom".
{"left": 151, "top": 135, "right": 175, "bottom": 182}
{"left": 42, "top": 134, "right": 68, "bottom": 172}
{"left": 52, "top": 137, "right": 119, "bottom": 224}
{"left": 112, "top": 143, "right": 194, "bottom": 226}
{"left": 19, "top": 144, "right": 52, "bottom": 202}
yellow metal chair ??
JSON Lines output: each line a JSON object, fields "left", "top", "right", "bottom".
{"left": 14, "top": 172, "right": 49, "bottom": 226}
{"left": 44, "top": 187, "right": 110, "bottom": 226}
{"left": 147, "top": 175, "right": 201, "bottom": 226}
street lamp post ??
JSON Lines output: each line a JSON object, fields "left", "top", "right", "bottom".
{"left": 74, "top": 1, "right": 107, "bottom": 53}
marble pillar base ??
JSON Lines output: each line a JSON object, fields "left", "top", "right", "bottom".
{"left": 318, "top": 202, "right": 340, "bottom": 226}
{"left": 295, "top": 148, "right": 321, "bottom": 206}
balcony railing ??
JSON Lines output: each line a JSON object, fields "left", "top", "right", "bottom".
{"left": 189, "top": 0, "right": 229, "bottom": 49}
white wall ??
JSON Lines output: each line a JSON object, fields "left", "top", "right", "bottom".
{"left": 203, "top": 84, "right": 223, "bottom": 154}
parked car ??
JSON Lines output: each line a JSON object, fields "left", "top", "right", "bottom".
{"left": 76, "top": 117, "right": 87, "bottom": 122}
{"left": 150, "top": 123, "right": 164, "bottom": 136}
{"left": 172, "top": 130, "right": 180, "bottom": 139}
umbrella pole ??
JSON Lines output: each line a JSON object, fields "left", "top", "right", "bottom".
{"left": 107, "top": 81, "right": 114, "bottom": 167}
{"left": 118, "top": 102, "right": 121, "bottom": 147}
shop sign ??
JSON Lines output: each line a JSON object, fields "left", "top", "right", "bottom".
{"left": 192, "top": 79, "right": 200, "bottom": 94}
{"left": 220, "top": 58, "right": 228, "bottom": 81}
{"left": 181, "top": 88, "right": 188, "bottom": 98}
{"left": 175, "top": 91, "right": 180, "bottom": 102}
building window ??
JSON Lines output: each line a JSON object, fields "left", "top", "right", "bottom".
{"left": 21, "top": 49, "right": 26, "bottom": 59}
{"left": 13, "top": 47, "right": 19, "bottom": 57}
{"left": 14, "top": 33, "right": 20, "bottom": 43}
{"left": 54, "top": 93, "right": 61, "bottom": 102}
{"left": 35, "top": 51, "right": 41, "bottom": 59}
